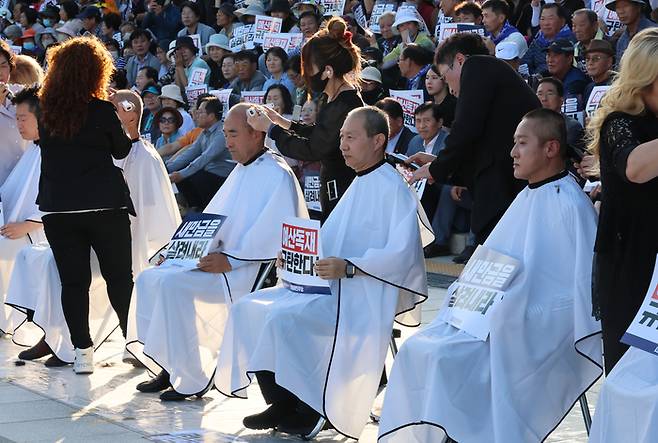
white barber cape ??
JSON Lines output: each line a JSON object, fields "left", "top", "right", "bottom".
{"left": 130, "top": 150, "right": 307, "bottom": 395}
{"left": 378, "top": 172, "right": 603, "bottom": 443}
{"left": 0, "top": 142, "right": 45, "bottom": 334}
{"left": 215, "top": 161, "right": 432, "bottom": 439}
{"left": 589, "top": 347, "right": 658, "bottom": 443}
{"left": 6, "top": 139, "right": 180, "bottom": 362}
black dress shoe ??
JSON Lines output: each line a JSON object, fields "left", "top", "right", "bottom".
{"left": 453, "top": 245, "right": 476, "bottom": 264}
{"left": 423, "top": 243, "right": 452, "bottom": 258}
{"left": 18, "top": 337, "right": 52, "bottom": 360}
{"left": 243, "top": 404, "right": 294, "bottom": 430}
{"left": 44, "top": 354, "right": 70, "bottom": 367}
{"left": 136, "top": 370, "right": 170, "bottom": 393}
{"left": 159, "top": 382, "right": 210, "bottom": 401}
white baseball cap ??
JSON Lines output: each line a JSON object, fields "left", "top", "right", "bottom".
{"left": 495, "top": 41, "right": 520, "bottom": 61}
{"left": 361, "top": 66, "right": 382, "bottom": 83}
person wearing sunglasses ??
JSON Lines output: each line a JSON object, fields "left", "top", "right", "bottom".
{"left": 583, "top": 40, "right": 616, "bottom": 105}
{"left": 154, "top": 107, "right": 183, "bottom": 162}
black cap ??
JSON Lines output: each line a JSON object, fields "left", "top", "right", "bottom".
{"left": 269, "top": 0, "right": 291, "bottom": 13}
{"left": 217, "top": 2, "right": 236, "bottom": 17}
{"left": 543, "top": 39, "right": 575, "bottom": 55}
{"left": 77, "top": 5, "right": 101, "bottom": 20}
{"left": 175, "top": 36, "right": 198, "bottom": 53}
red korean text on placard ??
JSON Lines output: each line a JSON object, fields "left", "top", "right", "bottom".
{"left": 282, "top": 224, "right": 318, "bottom": 255}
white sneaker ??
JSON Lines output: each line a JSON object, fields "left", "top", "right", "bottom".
{"left": 74, "top": 347, "right": 94, "bottom": 374}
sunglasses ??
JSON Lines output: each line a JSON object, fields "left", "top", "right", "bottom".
{"left": 585, "top": 55, "right": 609, "bottom": 63}
{"left": 159, "top": 117, "right": 177, "bottom": 124}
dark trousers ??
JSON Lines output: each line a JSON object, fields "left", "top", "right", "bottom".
{"left": 176, "top": 170, "right": 225, "bottom": 210}
{"left": 42, "top": 209, "right": 133, "bottom": 350}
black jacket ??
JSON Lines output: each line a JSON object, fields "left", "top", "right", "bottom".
{"left": 272, "top": 89, "right": 364, "bottom": 221}
{"left": 394, "top": 126, "right": 416, "bottom": 155}
{"left": 429, "top": 56, "right": 541, "bottom": 240}
{"left": 37, "top": 99, "right": 135, "bottom": 214}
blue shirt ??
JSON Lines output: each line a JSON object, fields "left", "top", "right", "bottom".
{"left": 616, "top": 17, "right": 657, "bottom": 69}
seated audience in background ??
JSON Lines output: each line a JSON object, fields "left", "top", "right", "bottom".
{"left": 605, "top": 0, "right": 657, "bottom": 66}
{"left": 141, "top": 84, "right": 162, "bottom": 143}
{"left": 482, "top": 0, "right": 528, "bottom": 57}
{"left": 262, "top": 46, "right": 295, "bottom": 97}
{"left": 174, "top": 36, "right": 210, "bottom": 89}
{"left": 360, "top": 66, "right": 387, "bottom": 106}
{"left": 177, "top": 1, "right": 215, "bottom": 46}
{"left": 375, "top": 98, "right": 415, "bottom": 155}
{"left": 583, "top": 40, "right": 616, "bottom": 104}
{"left": 154, "top": 107, "right": 183, "bottom": 162}
{"left": 407, "top": 103, "right": 449, "bottom": 157}
{"left": 522, "top": 4, "right": 575, "bottom": 75}
{"left": 454, "top": 1, "right": 483, "bottom": 24}
{"left": 536, "top": 77, "right": 586, "bottom": 157}
{"left": 126, "top": 29, "right": 161, "bottom": 86}
{"left": 571, "top": 8, "right": 605, "bottom": 72}
{"left": 424, "top": 64, "right": 457, "bottom": 128}
{"left": 397, "top": 44, "right": 433, "bottom": 97}
{"left": 544, "top": 39, "right": 589, "bottom": 97}
{"left": 166, "top": 96, "right": 234, "bottom": 210}
{"left": 221, "top": 53, "right": 238, "bottom": 87}
{"left": 135, "top": 65, "right": 159, "bottom": 92}
{"left": 159, "top": 84, "right": 195, "bottom": 135}
{"left": 230, "top": 50, "right": 267, "bottom": 95}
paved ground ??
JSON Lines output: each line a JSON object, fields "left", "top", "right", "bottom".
{"left": 0, "top": 259, "right": 600, "bottom": 443}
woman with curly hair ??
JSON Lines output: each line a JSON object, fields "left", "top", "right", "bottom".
{"left": 247, "top": 17, "right": 364, "bottom": 221}
{"left": 587, "top": 28, "right": 658, "bottom": 375}
{"left": 36, "top": 37, "right": 139, "bottom": 374}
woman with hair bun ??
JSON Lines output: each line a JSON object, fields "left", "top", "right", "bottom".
{"left": 247, "top": 16, "right": 364, "bottom": 221}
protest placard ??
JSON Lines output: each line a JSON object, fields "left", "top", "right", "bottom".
{"left": 288, "top": 33, "right": 304, "bottom": 50}
{"left": 444, "top": 246, "right": 522, "bottom": 341}
{"left": 9, "top": 45, "right": 22, "bottom": 55}
{"left": 592, "top": 0, "right": 622, "bottom": 37}
{"left": 262, "top": 32, "right": 292, "bottom": 50}
{"left": 562, "top": 95, "right": 584, "bottom": 126}
{"left": 319, "top": 0, "right": 346, "bottom": 16}
{"left": 185, "top": 85, "right": 208, "bottom": 107}
{"left": 368, "top": 0, "right": 396, "bottom": 33}
{"left": 209, "top": 88, "right": 233, "bottom": 116}
{"left": 229, "top": 24, "right": 255, "bottom": 51}
{"left": 585, "top": 85, "right": 610, "bottom": 117}
{"left": 188, "top": 67, "right": 208, "bottom": 86}
{"left": 622, "top": 257, "right": 658, "bottom": 356}
{"left": 280, "top": 217, "right": 330, "bottom": 294}
{"left": 436, "top": 23, "right": 485, "bottom": 41}
{"left": 162, "top": 213, "right": 227, "bottom": 268}
{"left": 234, "top": 0, "right": 246, "bottom": 8}
{"left": 189, "top": 33, "right": 202, "bottom": 52}
{"left": 241, "top": 90, "right": 266, "bottom": 104}
{"left": 389, "top": 89, "right": 424, "bottom": 131}
{"left": 253, "top": 15, "right": 283, "bottom": 44}
{"left": 352, "top": 1, "right": 368, "bottom": 30}
{"left": 303, "top": 175, "right": 322, "bottom": 212}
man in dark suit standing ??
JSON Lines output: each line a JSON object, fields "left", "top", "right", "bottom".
{"left": 411, "top": 33, "right": 541, "bottom": 245}
{"left": 375, "top": 98, "right": 416, "bottom": 155}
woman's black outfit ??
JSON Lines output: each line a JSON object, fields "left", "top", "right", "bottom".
{"left": 594, "top": 111, "right": 658, "bottom": 374}
{"left": 270, "top": 89, "right": 364, "bottom": 221}
{"left": 38, "top": 99, "right": 135, "bottom": 350}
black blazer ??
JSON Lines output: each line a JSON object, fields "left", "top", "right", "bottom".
{"left": 429, "top": 56, "right": 541, "bottom": 238}
{"left": 394, "top": 126, "right": 415, "bottom": 155}
{"left": 37, "top": 99, "right": 135, "bottom": 213}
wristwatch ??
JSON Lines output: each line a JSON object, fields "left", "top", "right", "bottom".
{"left": 345, "top": 263, "right": 356, "bottom": 279}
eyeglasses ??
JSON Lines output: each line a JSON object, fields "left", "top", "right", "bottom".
{"left": 159, "top": 117, "right": 177, "bottom": 124}
{"left": 585, "top": 55, "right": 608, "bottom": 63}
{"left": 437, "top": 61, "right": 455, "bottom": 81}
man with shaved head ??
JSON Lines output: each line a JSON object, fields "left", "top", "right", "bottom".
{"left": 131, "top": 103, "right": 308, "bottom": 401}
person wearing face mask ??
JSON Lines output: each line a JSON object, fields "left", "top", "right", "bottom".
{"left": 36, "top": 28, "right": 57, "bottom": 52}
{"left": 39, "top": 4, "right": 60, "bottom": 30}
{"left": 247, "top": 17, "right": 364, "bottom": 221}
{"left": 17, "top": 29, "right": 38, "bottom": 56}
{"left": 360, "top": 66, "right": 387, "bottom": 105}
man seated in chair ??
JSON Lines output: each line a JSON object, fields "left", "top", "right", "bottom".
{"left": 132, "top": 103, "right": 307, "bottom": 401}
{"left": 8, "top": 90, "right": 181, "bottom": 368}
{"left": 214, "top": 106, "right": 432, "bottom": 439}
{"left": 377, "top": 108, "right": 603, "bottom": 443}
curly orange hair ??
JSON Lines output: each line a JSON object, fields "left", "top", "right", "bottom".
{"left": 39, "top": 37, "right": 115, "bottom": 139}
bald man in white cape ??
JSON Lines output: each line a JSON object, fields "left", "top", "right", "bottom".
{"left": 6, "top": 90, "right": 181, "bottom": 366}
{"left": 131, "top": 103, "right": 308, "bottom": 401}
{"left": 588, "top": 261, "right": 658, "bottom": 443}
{"left": 377, "top": 109, "right": 603, "bottom": 443}
{"left": 214, "top": 107, "right": 433, "bottom": 439}
{"left": 0, "top": 86, "right": 45, "bottom": 336}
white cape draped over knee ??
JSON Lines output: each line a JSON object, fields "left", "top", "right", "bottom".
{"left": 6, "top": 139, "right": 180, "bottom": 362}
{"left": 0, "top": 142, "right": 44, "bottom": 334}
{"left": 130, "top": 150, "right": 307, "bottom": 395}
{"left": 215, "top": 162, "right": 433, "bottom": 439}
{"left": 377, "top": 173, "right": 603, "bottom": 443}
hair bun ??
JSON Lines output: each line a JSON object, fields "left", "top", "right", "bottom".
{"left": 327, "top": 17, "right": 348, "bottom": 41}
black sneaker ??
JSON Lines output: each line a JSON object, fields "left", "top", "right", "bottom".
{"left": 44, "top": 354, "right": 70, "bottom": 367}
{"left": 136, "top": 370, "right": 170, "bottom": 393}
{"left": 18, "top": 337, "right": 52, "bottom": 361}
{"left": 423, "top": 243, "right": 452, "bottom": 258}
{"left": 276, "top": 403, "right": 329, "bottom": 436}
{"left": 453, "top": 245, "right": 476, "bottom": 264}
{"left": 243, "top": 404, "right": 294, "bottom": 430}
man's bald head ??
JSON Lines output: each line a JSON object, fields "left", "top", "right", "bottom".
{"left": 340, "top": 106, "right": 389, "bottom": 172}
{"left": 224, "top": 103, "right": 266, "bottom": 164}
{"left": 111, "top": 89, "right": 143, "bottom": 127}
